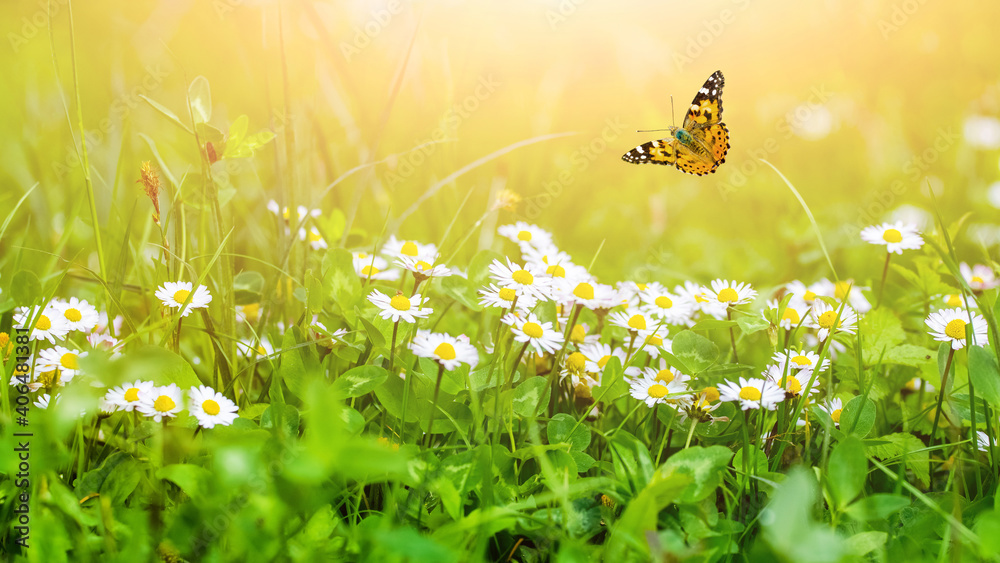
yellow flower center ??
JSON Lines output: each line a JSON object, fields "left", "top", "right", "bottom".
{"left": 60, "top": 353, "right": 79, "bottom": 370}
{"left": 784, "top": 376, "right": 802, "bottom": 394}
{"left": 646, "top": 335, "right": 663, "bottom": 346}
{"left": 547, "top": 265, "right": 566, "bottom": 277}
{"left": 627, "top": 314, "right": 647, "bottom": 331}
{"left": 654, "top": 369, "right": 674, "bottom": 384}
{"left": 415, "top": 260, "right": 433, "bottom": 271}
{"left": 570, "top": 324, "right": 587, "bottom": 343}
{"left": 173, "top": 289, "right": 191, "bottom": 304}
{"left": 517, "top": 230, "right": 532, "bottom": 241}
{"left": 834, "top": 281, "right": 852, "bottom": 300}
{"left": 702, "top": 386, "right": 720, "bottom": 402}
{"left": 567, "top": 352, "right": 587, "bottom": 371}
{"left": 153, "top": 395, "right": 176, "bottom": 413}
{"left": 35, "top": 315, "right": 52, "bottom": 331}
{"left": 972, "top": 276, "right": 985, "bottom": 284}
{"left": 434, "top": 342, "right": 457, "bottom": 360}
{"left": 944, "top": 319, "right": 967, "bottom": 340}
{"left": 817, "top": 311, "right": 838, "bottom": 329}
{"left": 390, "top": 295, "right": 411, "bottom": 311}
{"left": 124, "top": 388, "right": 140, "bottom": 402}
{"left": 512, "top": 269, "right": 534, "bottom": 285}
{"left": 597, "top": 354, "right": 611, "bottom": 368}
{"left": 573, "top": 283, "right": 594, "bottom": 300}
{"left": 831, "top": 408, "right": 842, "bottom": 424}
{"left": 945, "top": 294, "right": 963, "bottom": 307}
{"left": 695, "top": 294, "right": 709, "bottom": 304}
{"left": 400, "top": 241, "right": 419, "bottom": 256}
{"left": 882, "top": 229, "right": 903, "bottom": 243}
{"left": 717, "top": 288, "right": 739, "bottom": 303}
{"left": 492, "top": 288, "right": 515, "bottom": 304}
{"left": 654, "top": 295, "right": 673, "bottom": 309}
{"left": 64, "top": 308, "right": 82, "bottom": 322}
{"left": 648, "top": 384, "right": 668, "bottom": 398}
{"left": 803, "top": 290, "right": 817, "bottom": 302}
{"left": 791, "top": 355, "right": 812, "bottom": 366}
{"left": 782, "top": 308, "right": 801, "bottom": 324}
{"left": 361, "top": 265, "right": 379, "bottom": 276}
{"left": 256, "top": 345, "right": 267, "bottom": 356}
{"left": 522, "top": 322, "right": 544, "bottom": 338}
{"left": 241, "top": 303, "right": 260, "bottom": 321}
{"left": 309, "top": 231, "right": 323, "bottom": 242}
{"left": 358, "top": 252, "right": 367, "bottom": 259}
{"left": 739, "top": 386, "right": 762, "bottom": 401}
{"left": 202, "top": 399, "right": 221, "bottom": 416}
{"left": 636, "top": 283, "right": 648, "bottom": 290}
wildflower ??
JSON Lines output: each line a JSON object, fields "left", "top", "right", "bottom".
{"left": 706, "top": 279, "right": 757, "bottom": 308}
{"left": 14, "top": 305, "right": 70, "bottom": 344}
{"left": 492, "top": 189, "right": 522, "bottom": 212}
{"left": 488, "top": 258, "right": 552, "bottom": 301}
{"left": 637, "top": 327, "right": 672, "bottom": 358}
{"left": 237, "top": 337, "right": 275, "bottom": 358}
{"left": 762, "top": 364, "right": 817, "bottom": 397}
{"left": 497, "top": 222, "right": 554, "bottom": 249}
{"left": 640, "top": 286, "right": 695, "bottom": 325}
{"left": 718, "top": 377, "right": 784, "bottom": 411}
{"left": 924, "top": 308, "right": 989, "bottom": 349}
{"left": 37, "top": 346, "right": 87, "bottom": 381}
{"left": 104, "top": 380, "right": 155, "bottom": 412}
{"left": 353, "top": 253, "right": 399, "bottom": 281}
{"left": 818, "top": 397, "right": 845, "bottom": 427}
{"left": 298, "top": 226, "right": 327, "bottom": 250}
{"left": 784, "top": 279, "right": 823, "bottom": 310}
{"left": 189, "top": 385, "right": 239, "bottom": 429}
{"left": 397, "top": 256, "right": 452, "bottom": 280}
{"left": 235, "top": 303, "right": 262, "bottom": 324}
{"left": 367, "top": 290, "right": 432, "bottom": 324}
{"left": 579, "top": 342, "right": 627, "bottom": 374}
{"left": 137, "top": 384, "right": 184, "bottom": 422}
{"left": 266, "top": 200, "right": 321, "bottom": 224}
{"left": 977, "top": 431, "right": 994, "bottom": 452}
{"left": 51, "top": 297, "right": 100, "bottom": 332}
{"left": 903, "top": 377, "right": 934, "bottom": 393}
{"left": 138, "top": 161, "right": 161, "bottom": 224}
{"left": 678, "top": 387, "right": 723, "bottom": 423}
{"left": 675, "top": 281, "right": 727, "bottom": 320}
{"left": 504, "top": 312, "right": 564, "bottom": 355}
{"left": 410, "top": 331, "right": 479, "bottom": 371}
{"left": 960, "top": 262, "right": 999, "bottom": 291}
{"left": 860, "top": 222, "right": 923, "bottom": 254}
{"left": 771, "top": 349, "right": 830, "bottom": 374}
{"left": 763, "top": 299, "right": 809, "bottom": 330}
{"left": 608, "top": 308, "right": 656, "bottom": 337}
{"left": 629, "top": 372, "right": 682, "bottom": 408}
{"left": 479, "top": 284, "right": 537, "bottom": 313}
{"left": 553, "top": 279, "right": 618, "bottom": 310}
{"left": 34, "top": 393, "right": 56, "bottom": 410}
{"left": 806, "top": 301, "right": 858, "bottom": 341}
{"left": 383, "top": 236, "right": 438, "bottom": 262}
{"left": 940, "top": 294, "right": 971, "bottom": 309}
{"left": 155, "top": 282, "right": 213, "bottom": 317}
{"left": 628, "top": 366, "right": 690, "bottom": 401}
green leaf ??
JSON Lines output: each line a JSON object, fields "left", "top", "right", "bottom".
{"left": 278, "top": 329, "right": 322, "bottom": 399}
{"left": 671, "top": 330, "right": 720, "bottom": 374}
{"left": 605, "top": 470, "right": 692, "bottom": 560}
{"left": 761, "top": 467, "right": 845, "bottom": 563}
{"left": 261, "top": 404, "right": 301, "bottom": 438}
{"left": 469, "top": 249, "right": 504, "bottom": 287}
{"left": 609, "top": 431, "right": 655, "bottom": 493}
{"left": 188, "top": 76, "right": 212, "bottom": 123}
{"left": 659, "top": 445, "right": 732, "bottom": 504}
{"left": 859, "top": 307, "right": 906, "bottom": 362}
{"left": 969, "top": 345, "right": 1000, "bottom": 408}
{"left": 845, "top": 531, "right": 887, "bottom": 557}
{"left": 867, "top": 432, "right": 928, "bottom": 487}
{"left": 974, "top": 509, "right": 1000, "bottom": 557}
{"left": 374, "top": 373, "right": 421, "bottom": 423}
{"left": 547, "top": 413, "right": 591, "bottom": 452}
{"left": 157, "top": 464, "right": 212, "bottom": 501}
{"left": 140, "top": 95, "right": 192, "bottom": 134}
{"left": 100, "top": 457, "right": 142, "bottom": 505}
{"left": 736, "top": 315, "right": 770, "bottom": 335}
{"left": 441, "top": 275, "right": 483, "bottom": 312}
{"left": 844, "top": 494, "right": 910, "bottom": 522}
{"left": 827, "top": 436, "right": 867, "bottom": 508}
{"left": 224, "top": 115, "right": 249, "bottom": 157}
{"left": 332, "top": 365, "right": 388, "bottom": 398}
{"left": 307, "top": 270, "right": 324, "bottom": 313}
{"left": 76, "top": 452, "right": 130, "bottom": 499}
{"left": 324, "top": 248, "right": 362, "bottom": 310}
{"left": 10, "top": 270, "right": 41, "bottom": 306}
{"left": 512, "top": 377, "right": 550, "bottom": 418}
{"left": 882, "top": 344, "right": 936, "bottom": 368}
{"left": 233, "top": 270, "right": 265, "bottom": 304}
{"left": 689, "top": 319, "right": 737, "bottom": 331}
{"left": 840, "top": 396, "right": 876, "bottom": 437}
{"left": 593, "top": 355, "right": 627, "bottom": 400}
{"left": 119, "top": 345, "right": 202, "bottom": 389}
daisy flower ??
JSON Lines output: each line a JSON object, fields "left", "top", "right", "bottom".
{"left": 771, "top": 349, "right": 830, "bottom": 374}
{"left": 608, "top": 308, "right": 656, "bottom": 337}
{"left": 52, "top": 297, "right": 100, "bottom": 332}
{"left": 806, "top": 301, "right": 858, "bottom": 341}
{"left": 34, "top": 393, "right": 55, "bottom": 410}
{"left": 784, "top": 280, "right": 823, "bottom": 310}
{"left": 903, "top": 377, "right": 934, "bottom": 393}
{"left": 579, "top": 342, "right": 627, "bottom": 374}
{"left": 504, "top": 312, "right": 565, "bottom": 355}
{"left": 707, "top": 279, "right": 757, "bottom": 308}
{"left": 628, "top": 366, "right": 690, "bottom": 400}
{"left": 397, "top": 256, "right": 452, "bottom": 280}
{"left": 924, "top": 308, "right": 989, "bottom": 349}
{"left": 675, "top": 281, "right": 727, "bottom": 320}
{"left": 940, "top": 294, "right": 973, "bottom": 309}
{"left": 235, "top": 303, "right": 262, "bottom": 324}
{"left": 353, "top": 253, "right": 400, "bottom": 281}
{"left": 762, "top": 364, "right": 817, "bottom": 397}
{"left": 367, "top": 290, "right": 432, "bottom": 324}
{"left": 93, "top": 312, "right": 124, "bottom": 335}
{"left": 267, "top": 200, "right": 321, "bottom": 224}
{"left": 521, "top": 244, "right": 577, "bottom": 272}
{"left": 409, "top": 331, "right": 479, "bottom": 371}
{"left": 137, "top": 383, "right": 184, "bottom": 422}
{"left": 237, "top": 337, "right": 275, "bottom": 358}
{"left": 488, "top": 258, "right": 552, "bottom": 302}
{"left": 188, "top": 385, "right": 239, "bottom": 429}
{"left": 718, "top": 377, "right": 784, "bottom": 411}
{"left": 298, "top": 226, "right": 327, "bottom": 250}
{"left": 763, "top": 299, "right": 809, "bottom": 330}
{"left": 104, "top": 380, "right": 155, "bottom": 412}
{"left": 977, "top": 431, "right": 994, "bottom": 452}
{"left": 629, "top": 373, "right": 683, "bottom": 408}
{"left": 553, "top": 279, "right": 618, "bottom": 311}
{"left": 14, "top": 305, "right": 70, "bottom": 344}
{"left": 860, "top": 222, "right": 924, "bottom": 254}
{"left": 567, "top": 322, "right": 600, "bottom": 347}
{"left": 155, "top": 282, "right": 212, "bottom": 317}
{"left": 640, "top": 286, "right": 695, "bottom": 325}
{"left": 960, "top": 262, "right": 999, "bottom": 291}
{"left": 637, "top": 327, "right": 672, "bottom": 358}
{"left": 478, "top": 284, "right": 537, "bottom": 313}
{"left": 37, "top": 346, "right": 88, "bottom": 381}
{"left": 87, "top": 332, "right": 123, "bottom": 357}
{"left": 497, "top": 222, "right": 554, "bottom": 249}
{"left": 818, "top": 397, "right": 845, "bottom": 427}
{"left": 810, "top": 278, "right": 872, "bottom": 314}
{"left": 678, "top": 387, "right": 723, "bottom": 423}
{"left": 383, "top": 236, "right": 438, "bottom": 262}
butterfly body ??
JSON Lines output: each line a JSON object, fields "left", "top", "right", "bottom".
{"left": 622, "top": 70, "right": 730, "bottom": 175}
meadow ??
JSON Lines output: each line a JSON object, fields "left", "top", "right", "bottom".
{"left": 3, "top": 1, "right": 1000, "bottom": 562}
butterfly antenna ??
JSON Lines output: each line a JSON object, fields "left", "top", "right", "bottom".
{"left": 636, "top": 128, "right": 672, "bottom": 133}
{"left": 671, "top": 95, "right": 676, "bottom": 127}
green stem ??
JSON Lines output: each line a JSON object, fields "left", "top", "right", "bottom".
{"left": 929, "top": 347, "right": 956, "bottom": 452}
{"left": 876, "top": 252, "right": 892, "bottom": 309}
{"left": 424, "top": 363, "right": 445, "bottom": 448}
{"left": 727, "top": 308, "right": 739, "bottom": 364}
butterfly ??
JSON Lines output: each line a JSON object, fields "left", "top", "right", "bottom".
{"left": 621, "top": 70, "right": 730, "bottom": 175}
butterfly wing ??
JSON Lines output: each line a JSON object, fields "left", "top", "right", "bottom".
{"left": 621, "top": 138, "right": 679, "bottom": 166}
{"left": 682, "top": 70, "right": 725, "bottom": 129}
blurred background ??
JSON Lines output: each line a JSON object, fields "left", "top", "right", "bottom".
{"left": 3, "top": 0, "right": 1000, "bottom": 291}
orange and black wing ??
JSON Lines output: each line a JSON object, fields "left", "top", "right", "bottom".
{"left": 621, "top": 138, "right": 678, "bottom": 166}
{"left": 682, "top": 70, "right": 724, "bottom": 129}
